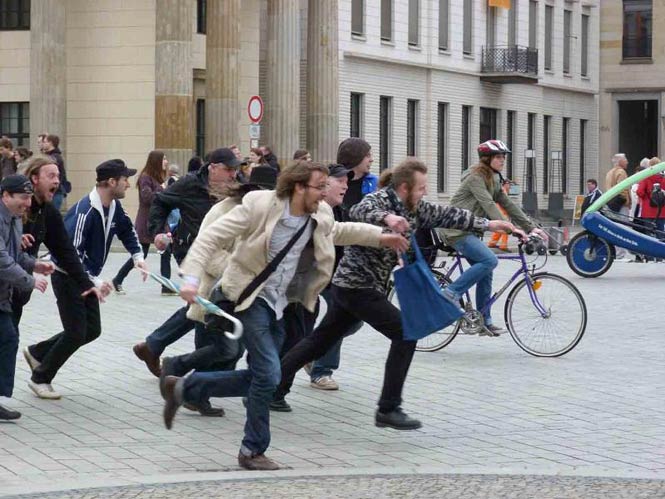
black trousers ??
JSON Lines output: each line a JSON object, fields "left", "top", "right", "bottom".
{"left": 29, "top": 271, "right": 101, "bottom": 384}
{"left": 278, "top": 285, "right": 416, "bottom": 413}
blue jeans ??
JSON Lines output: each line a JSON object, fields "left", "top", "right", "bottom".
{"left": 0, "top": 311, "right": 19, "bottom": 397}
{"left": 146, "top": 306, "right": 195, "bottom": 357}
{"left": 183, "top": 298, "right": 285, "bottom": 456}
{"left": 447, "top": 234, "right": 498, "bottom": 325}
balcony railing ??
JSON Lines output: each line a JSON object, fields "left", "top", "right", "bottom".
{"left": 481, "top": 45, "right": 538, "bottom": 81}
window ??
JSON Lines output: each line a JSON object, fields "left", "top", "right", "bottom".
{"left": 352, "top": 0, "right": 364, "bottom": 37}
{"left": 579, "top": 119, "right": 587, "bottom": 193}
{"left": 544, "top": 5, "right": 553, "bottom": 71}
{"left": 350, "top": 93, "right": 363, "bottom": 138}
{"left": 0, "top": 0, "right": 30, "bottom": 30}
{"left": 408, "top": 0, "right": 419, "bottom": 47}
{"left": 543, "top": 115, "right": 550, "bottom": 193}
{"left": 479, "top": 107, "right": 497, "bottom": 143}
{"left": 407, "top": 100, "right": 418, "bottom": 156}
{"left": 527, "top": 112, "right": 536, "bottom": 192}
{"left": 487, "top": 6, "right": 496, "bottom": 47}
{"left": 439, "top": 0, "right": 449, "bottom": 50}
{"left": 506, "top": 111, "right": 515, "bottom": 179}
{"left": 437, "top": 103, "right": 448, "bottom": 193}
{"left": 528, "top": 0, "right": 538, "bottom": 50}
{"left": 581, "top": 14, "right": 589, "bottom": 76}
{"left": 623, "top": 0, "right": 652, "bottom": 59}
{"left": 462, "top": 105, "right": 471, "bottom": 171}
{"left": 562, "top": 118, "right": 569, "bottom": 193}
{"left": 379, "top": 96, "right": 392, "bottom": 171}
{"left": 196, "top": 0, "right": 206, "bottom": 34}
{"left": 463, "top": 0, "right": 473, "bottom": 55}
{"left": 563, "top": 10, "right": 571, "bottom": 74}
{"left": 195, "top": 99, "right": 205, "bottom": 158}
{"left": 0, "top": 102, "right": 29, "bottom": 146}
{"left": 508, "top": 0, "right": 518, "bottom": 46}
{"left": 381, "top": 0, "right": 392, "bottom": 41}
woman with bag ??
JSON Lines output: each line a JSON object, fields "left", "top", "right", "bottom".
{"left": 111, "top": 150, "right": 171, "bottom": 295}
{"left": 441, "top": 140, "right": 544, "bottom": 337}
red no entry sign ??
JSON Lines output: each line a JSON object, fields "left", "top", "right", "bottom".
{"left": 247, "top": 95, "right": 264, "bottom": 124}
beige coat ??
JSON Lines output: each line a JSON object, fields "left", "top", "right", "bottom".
{"left": 605, "top": 166, "right": 631, "bottom": 208}
{"left": 185, "top": 196, "right": 240, "bottom": 323}
{"left": 180, "top": 190, "right": 383, "bottom": 314}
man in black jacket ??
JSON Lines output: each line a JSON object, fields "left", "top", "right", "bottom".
{"left": 132, "top": 148, "right": 239, "bottom": 416}
{"left": 17, "top": 157, "right": 103, "bottom": 400}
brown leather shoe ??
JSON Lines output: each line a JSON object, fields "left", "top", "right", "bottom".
{"left": 238, "top": 453, "right": 281, "bottom": 471}
{"left": 133, "top": 342, "right": 161, "bottom": 377}
{"left": 162, "top": 375, "right": 183, "bottom": 430}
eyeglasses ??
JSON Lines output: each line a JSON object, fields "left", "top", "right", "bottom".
{"left": 305, "top": 184, "right": 328, "bottom": 192}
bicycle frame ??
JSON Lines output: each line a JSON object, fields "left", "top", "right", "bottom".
{"left": 438, "top": 250, "right": 549, "bottom": 319}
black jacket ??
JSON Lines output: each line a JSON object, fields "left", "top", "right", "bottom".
{"left": 47, "top": 148, "right": 69, "bottom": 194}
{"left": 23, "top": 198, "right": 94, "bottom": 292}
{"left": 148, "top": 167, "right": 216, "bottom": 261}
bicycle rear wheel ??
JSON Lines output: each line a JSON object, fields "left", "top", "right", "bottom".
{"left": 504, "top": 272, "right": 587, "bottom": 357}
{"left": 388, "top": 271, "right": 461, "bottom": 352}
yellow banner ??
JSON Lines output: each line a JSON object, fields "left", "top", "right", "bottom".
{"left": 489, "top": 0, "right": 511, "bottom": 8}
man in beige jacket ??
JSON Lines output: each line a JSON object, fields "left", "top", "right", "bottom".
{"left": 161, "top": 162, "right": 409, "bottom": 471}
{"left": 605, "top": 153, "right": 631, "bottom": 260}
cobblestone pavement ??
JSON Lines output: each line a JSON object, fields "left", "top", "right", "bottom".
{"left": 5, "top": 473, "right": 665, "bottom": 499}
{"left": 1, "top": 253, "right": 664, "bottom": 497}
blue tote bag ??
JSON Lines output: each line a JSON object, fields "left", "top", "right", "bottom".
{"left": 394, "top": 233, "right": 464, "bottom": 341}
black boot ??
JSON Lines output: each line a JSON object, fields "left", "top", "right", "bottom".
{"left": 183, "top": 400, "right": 225, "bottom": 417}
{"left": 0, "top": 404, "right": 21, "bottom": 420}
{"left": 375, "top": 408, "right": 422, "bottom": 430}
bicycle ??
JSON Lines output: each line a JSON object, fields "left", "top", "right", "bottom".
{"left": 387, "top": 233, "right": 587, "bottom": 357}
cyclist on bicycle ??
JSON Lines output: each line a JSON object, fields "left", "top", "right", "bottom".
{"left": 441, "top": 139, "right": 547, "bottom": 336}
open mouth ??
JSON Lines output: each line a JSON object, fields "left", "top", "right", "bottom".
{"left": 49, "top": 186, "right": 58, "bottom": 194}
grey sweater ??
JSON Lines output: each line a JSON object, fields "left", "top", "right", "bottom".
{"left": 0, "top": 201, "right": 35, "bottom": 312}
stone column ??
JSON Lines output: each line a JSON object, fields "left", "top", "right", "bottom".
{"left": 155, "top": 0, "right": 193, "bottom": 169}
{"left": 30, "top": 0, "right": 66, "bottom": 147}
{"left": 265, "top": 0, "right": 300, "bottom": 166}
{"left": 306, "top": 0, "right": 339, "bottom": 164}
{"left": 206, "top": 0, "right": 241, "bottom": 152}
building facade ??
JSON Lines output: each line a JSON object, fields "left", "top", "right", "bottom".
{"left": 599, "top": 0, "right": 663, "bottom": 179}
{"left": 0, "top": 0, "right": 599, "bottom": 216}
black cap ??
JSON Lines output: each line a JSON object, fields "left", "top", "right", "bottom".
{"left": 1, "top": 174, "right": 33, "bottom": 194}
{"left": 328, "top": 164, "right": 354, "bottom": 181}
{"left": 207, "top": 148, "right": 242, "bottom": 168}
{"left": 96, "top": 159, "right": 137, "bottom": 182}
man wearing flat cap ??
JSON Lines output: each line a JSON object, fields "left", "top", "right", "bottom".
{"left": 0, "top": 175, "right": 54, "bottom": 419}
{"left": 21, "top": 160, "right": 147, "bottom": 400}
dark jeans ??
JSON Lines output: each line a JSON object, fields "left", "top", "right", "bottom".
{"left": 145, "top": 306, "right": 196, "bottom": 357}
{"left": 29, "top": 271, "right": 101, "bottom": 384}
{"left": 113, "top": 243, "right": 172, "bottom": 287}
{"left": 278, "top": 285, "right": 416, "bottom": 413}
{"left": 0, "top": 311, "right": 20, "bottom": 397}
{"left": 183, "top": 299, "right": 285, "bottom": 456}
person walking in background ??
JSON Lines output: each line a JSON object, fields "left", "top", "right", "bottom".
{"left": 0, "top": 175, "right": 54, "bottom": 420}
{"left": 293, "top": 149, "right": 311, "bottom": 162}
{"left": 605, "top": 153, "right": 631, "bottom": 261}
{"left": 260, "top": 145, "right": 280, "bottom": 172}
{"left": 111, "top": 151, "right": 170, "bottom": 295}
{"left": 580, "top": 179, "right": 603, "bottom": 215}
{"left": 188, "top": 156, "right": 203, "bottom": 173}
{"left": 487, "top": 179, "right": 513, "bottom": 252}
{"left": 0, "top": 138, "right": 17, "bottom": 180}
{"left": 637, "top": 157, "right": 665, "bottom": 234}
{"left": 42, "top": 135, "right": 70, "bottom": 211}
{"left": 14, "top": 148, "right": 32, "bottom": 175}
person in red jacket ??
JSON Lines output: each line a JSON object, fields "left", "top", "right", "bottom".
{"left": 636, "top": 157, "right": 665, "bottom": 234}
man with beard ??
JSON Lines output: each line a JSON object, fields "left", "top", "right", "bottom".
{"left": 161, "top": 162, "right": 409, "bottom": 470}
{"left": 276, "top": 158, "right": 518, "bottom": 430}
{"left": 23, "top": 160, "right": 146, "bottom": 399}
{"left": 19, "top": 157, "right": 104, "bottom": 398}
{"left": 0, "top": 175, "right": 54, "bottom": 419}
{"left": 131, "top": 148, "right": 239, "bottom": 416}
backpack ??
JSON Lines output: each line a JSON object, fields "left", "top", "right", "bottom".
{"left": 649, "top": 183, "right": 665, "bottom": 208}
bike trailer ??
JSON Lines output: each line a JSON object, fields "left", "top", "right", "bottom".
{"left": 581, "top": 212, "right": 665, "bottom": 258}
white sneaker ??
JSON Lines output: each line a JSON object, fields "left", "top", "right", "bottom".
{"left": 28, "top": 381, "right": 62, "bottom": 400}
{"left": 310, "top": 375, "right": 339, "bottom": 391}
{"left": 614, "top": 257, "right": 633, "bottom": 263}
{"left": 23, "top": 348, "right": 41, "bottom": 371}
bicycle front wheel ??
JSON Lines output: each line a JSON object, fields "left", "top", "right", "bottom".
{"left": 388, "top": 271, "right": 461, "bottom": 352}
{"left": 504, "top": 272, "right": 587, "bottom": 357}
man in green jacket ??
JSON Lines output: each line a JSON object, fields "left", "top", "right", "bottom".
{"left": 442, "top": 140, "right": 546, "bottom": 336}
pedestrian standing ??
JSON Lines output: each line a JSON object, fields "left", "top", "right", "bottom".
{"left": 42, "top": 134, "right": 69, "bottom": 211}
{"left": 605, "top": 153, "right": 631, "bottom": 261}
{"left": 0, "top": 175, "right": 54, "bottom": 419}
{"left": 0, "top": 138, "right": 17, "bottom": 180}
{"left": 111, "top": 150, "right": 171, "bottom": 295}
{"left": 24, "top": 160, "right": 146, "bottom": 399}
